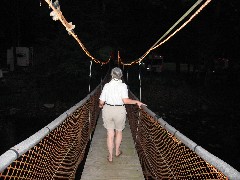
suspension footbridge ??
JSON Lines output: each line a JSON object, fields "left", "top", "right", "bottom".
{"left": 1, "top": 0, "right": 240, "bottom": 179}
{"left": 0, "top": 74, "right": 240, "bottom": 179}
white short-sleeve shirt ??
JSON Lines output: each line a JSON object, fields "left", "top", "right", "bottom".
{"left": 99, "top": 79, "right": 128, "bottom": 105}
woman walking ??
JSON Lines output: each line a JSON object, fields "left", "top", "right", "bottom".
{"left": 99, "top": 67, "right": 145, "bottom": 162}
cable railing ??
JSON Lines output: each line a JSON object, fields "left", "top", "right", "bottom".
{"left": 0, "top": 80, "right": 104, "bottom": 179}
{"left": 127, "top": 92, "right": 240, "bottom": 180}
{"left": 1, "top": 76, "right": 240, "bottom": 179}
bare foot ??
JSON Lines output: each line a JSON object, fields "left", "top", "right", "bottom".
{"left": 107, "top": 155, "right": 113, "bottom": 162}
{"left": 116, "top": 150, "right": 122, "bottom": 157}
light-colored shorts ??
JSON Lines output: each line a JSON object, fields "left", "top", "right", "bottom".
{"left": 102, "top": 104, "right": 127, "bottom": 131}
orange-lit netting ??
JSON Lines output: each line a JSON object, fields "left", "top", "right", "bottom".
{"left": 0, "top": 87, "right": 101, "bottom": 179}
{"left": 126, "top": 93, "right": 227, "bottom": 180}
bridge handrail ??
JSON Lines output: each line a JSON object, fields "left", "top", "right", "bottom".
{"left": 130, "top": 92, "right": 240, "bottom": 180}
{"left": 0, "top": 76, "right": 106, "bottom": 174}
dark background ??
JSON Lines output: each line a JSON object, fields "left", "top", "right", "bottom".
{"left": 1, "top": 0, "right": 240, "bottom": 61}
{"left": 0, "top": 0, "right": 240, "bottom": 173}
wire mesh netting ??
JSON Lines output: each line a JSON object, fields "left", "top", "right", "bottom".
{"left": 126, "top": 94, "right": 227, "bottom": 180}
{"left": 0, "top": 88, "right": 101, "bottom": 179}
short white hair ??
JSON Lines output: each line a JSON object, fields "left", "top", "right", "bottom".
{"left": 111, "top": 67, "right": 123, "bottom": 79}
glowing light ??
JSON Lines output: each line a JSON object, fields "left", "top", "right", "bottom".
{"left": 44, "top": 0, "right": 212, "bottom": 67}
{"left": 119, "top": 0, "right": 212, "bottom": 66}
{"left": 44, "top": 0, "right": 111, "bottom": 65}
{"left": 152, "top": 0, "right": 212, "bottom": 50}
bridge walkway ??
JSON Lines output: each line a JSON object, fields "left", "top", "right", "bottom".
{"left": 81, "top": 113, "right": 144, "bottom": 180}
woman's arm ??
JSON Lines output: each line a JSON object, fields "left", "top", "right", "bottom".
{"left": 122, "top": 98, "right": 146, "bottom": 108}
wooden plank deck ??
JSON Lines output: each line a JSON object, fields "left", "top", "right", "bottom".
{"left": 81, "top": 113, "right": 144, "bottom": 180}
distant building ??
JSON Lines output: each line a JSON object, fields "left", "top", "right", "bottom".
{"left": 143, "top": 52, "right": 193, "bottom": 73}
{"left": 7, "top": 47, "right": 33, "bottom": 71}
{"left": 145, "top": 52, "right": 164, "bottom": 73}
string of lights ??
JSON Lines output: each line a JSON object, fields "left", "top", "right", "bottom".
{"left": 44, "top": 0, "right": 211, "bottom": 67}
{"left": 152, "top": 0, "right": 212, "bottom": 50}
{"left": 119, "top": 0, "right": 212, "bottom": 66}
{"left": 44, "top": 0, "right": 111, "bottom": 65}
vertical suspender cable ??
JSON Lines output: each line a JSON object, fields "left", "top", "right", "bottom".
{"left": 89, "top": 60, "right": 93, "bottom": 148}
{"left": 100, "top": 64, "right": 103, "bottom": 90}
{"left": 89, "top": 60, "right": 92, "bottom": 93}
{"left": 135, "top": 63, "right": 142, "bottom": 154}
{"left": 139, "top": 62, "right": 142, "bottom": 101}
{"left": 127, "top": 68, "right": 129, "bottom": 84}
{"left": 118, "top": 51, "right": 120, "bottom": 67}
{"left": 138, "top": 62, "right": 142, "bottom": 154}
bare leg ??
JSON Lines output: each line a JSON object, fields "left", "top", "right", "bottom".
{"left": 107, "top": 129, "right": 115, "bottom": 161}
{"left": 115, "top": 130, "right": 122, "bottom": 156}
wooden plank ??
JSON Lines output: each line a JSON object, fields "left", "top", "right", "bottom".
{"left": 81, "top": 114, "right": 144, "bottom": 180}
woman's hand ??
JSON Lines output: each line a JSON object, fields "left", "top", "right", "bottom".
{"left": 99, "top": 100, "right": 105, "bottom": 109}
{"left": 136, "top": 101, "right": 147, "bottom": 109}
{"left": 122, "top": 98, "right": 146, "bottom": 109}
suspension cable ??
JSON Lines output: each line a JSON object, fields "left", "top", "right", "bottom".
{"left": 152, "top": 0, "right": 212, "bottom": 50}
{"left": 43, "top": 0, "right": 111, "bottom": 65}
{"left": 151, "top": 0, "right": 204, "bottom": 50}
{"left": 44, "top": 0, "right": 212, "bottom": 67}
{"left": 119, "top": 0, "right": 212, "bottom": 66}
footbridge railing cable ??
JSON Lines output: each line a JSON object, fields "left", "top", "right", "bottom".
{"left": 126, "top": 92, "right": 240, "bottom": 180}
{"left": 0, "top": 75, "right": 109, "bottom": 179}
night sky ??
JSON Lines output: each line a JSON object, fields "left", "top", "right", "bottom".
{"left": 0, "top": 0, "right": 240, "bottom": 62}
